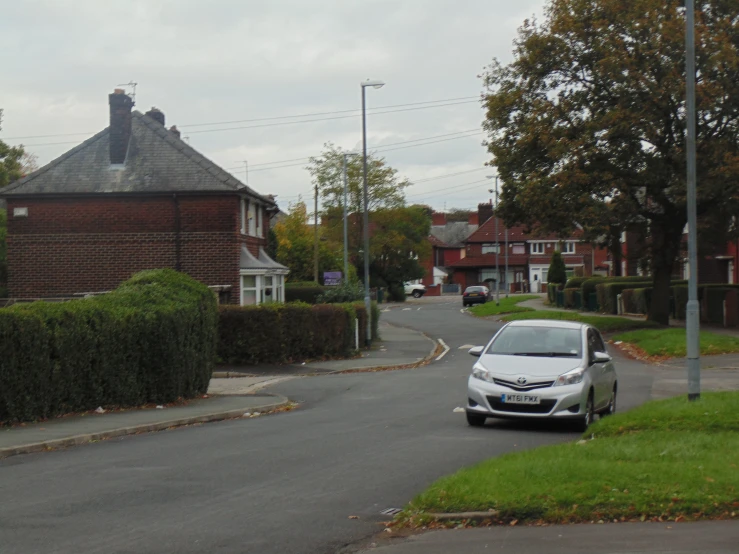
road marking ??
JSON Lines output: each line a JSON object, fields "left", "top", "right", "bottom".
{"left": 417, "top": 307, "right": 421, "bottom": 311}
{"left": 458, "top": 344, "right": 475, "bottom": 350}
{"left": 402, "top": 308, "right": 412, "bottom": 311}
{"left": 436, "top": 338, "right": 450, "bottom": 361}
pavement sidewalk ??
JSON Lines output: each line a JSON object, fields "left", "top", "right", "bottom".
{"left": 359, "top": 521, "right": 739, "bottom": 553}
{"left": 0, "top": 320, "right": 437, "bottom": 459}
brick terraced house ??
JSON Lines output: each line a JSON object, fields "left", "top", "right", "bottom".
{"left": 0, "top": 89, "right": 288, "bottom": 304}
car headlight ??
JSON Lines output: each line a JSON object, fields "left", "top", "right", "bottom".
{"left": 472, "top": 363, "right": 494, "bottom": 383}
{"left": 554, "top": 367, "right": 586, "bottom": 387}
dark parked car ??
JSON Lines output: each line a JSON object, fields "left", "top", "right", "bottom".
{"left": 463, "top": 286, "right": 489, "bottom": 307}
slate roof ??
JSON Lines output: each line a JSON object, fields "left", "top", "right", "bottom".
{"left": 1, "top": 111, "right": 274, "bottom": 204}
{"left": 430, "top": 221, "right": 477, "bottom": 247}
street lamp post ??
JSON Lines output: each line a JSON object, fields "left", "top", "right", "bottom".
{"left": 361, "top": 79, "right": 385, "bottom": 347}
{"left": 487, "top": 175, "right": 500, "bottom": 305}
{"left": 685, "top": 0, "right": 700, "bottom": 400}
{"left": 342, "top": 153, "right": 349, "bottom": 282}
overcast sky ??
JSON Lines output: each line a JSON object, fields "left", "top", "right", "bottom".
{"left": 1, "top": 0, "right": 547, "bottom": 212}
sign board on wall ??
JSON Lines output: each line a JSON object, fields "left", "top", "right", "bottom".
{"left": 323, "top": 271, "right": 342, "bottom": 286}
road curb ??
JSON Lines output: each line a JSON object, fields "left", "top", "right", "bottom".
{"left": 427, "top": 511, "right": 500, "bottom": 522}
{"left": 0, "top": 394, "right": 289, "bottom": 460}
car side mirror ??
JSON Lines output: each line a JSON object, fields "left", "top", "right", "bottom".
{"left": 592, "top": 351, "right": 612, "bottom": 364}
{"left": 468, "top": 346, "right": 484, "bottom": 357}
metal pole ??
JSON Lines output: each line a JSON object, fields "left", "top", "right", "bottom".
{"left": 343, "top": 154, "right": 349, "bottom": 282}
{"left": 361, "top": 85, "right": 372, "bottom": 346}
{"left": 495, "top": 176, "right": 500, "bottom": 305}
{"left": 505, "top": 226, "right": 509, "bottom": 298}
{"left": 685, "top": 0, "right": 700, "bottom": 400}
{"left": 314, "top": 184, "right": 319, "bottom": 283}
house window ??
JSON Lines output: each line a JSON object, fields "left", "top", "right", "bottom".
{"left": 531, "top": 243, "right": 545, "bottom": 254}
{"left": 248, "top": 202, "right": 257, "bottom": 235}
{"left": 512, "top": 244, "right": 525, "bottom": 255}
{"left": 241, "top": 273, "right": 286, "bottom": 306}
{"left": 241, "top": 275, "right": 258, "bottom": 305}
{"left": 240, "top": 198, "right": 247, "bottom": 234}
{"left": 482, "top": 243, "right": 499, "bottom": 254}
{"left": 563, "top": 242, "right": 576, "bottom": 254}
{"left": 256, "top": 206, "right": 263, "bottom": 238}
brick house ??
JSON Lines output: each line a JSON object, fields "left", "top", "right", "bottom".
{"left": 0, "top": 89, "right": 288, "bottom": 304}
{"left": 447, "top": 202, "right": 606, "bottom": 292}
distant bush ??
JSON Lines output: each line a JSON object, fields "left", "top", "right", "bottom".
{"left": 565, "top": 275, "right": 602, "bottom": 290}
{"left": 548, "top": 251, "right": 567, "bottom": 285}
{"left": 316, "top": 281, "right": 364, "bottom": 304}
{"left": 0, "top": 270, "right": 218, "bottom": 424}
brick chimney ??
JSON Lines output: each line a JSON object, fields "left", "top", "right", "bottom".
{"left": 109, "top": 89, "right": 134, "bottom": 164}
{"left": 169, "top": 125, "right": 181, "bottom": 139}
{"left": 478, "top": 202, "right": 493, "bottom": 225}
{"left": 468, "top": 212, "right": 479, "bottom": 226}
{"left": 432, "top": 212, "right": 446, "bottom": 226}
{"left": 145, "top": 107, "right": 165, "bottom": 126}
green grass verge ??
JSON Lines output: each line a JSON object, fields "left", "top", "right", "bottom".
{"left": 468, "top": 295, "right": 539, "bottom": 317}
{"left": 501, "top": 310, "right": 661, "bottom": 333}
{"left": 404, "top": 392, "right": 739, "bottom": 524}
{"left": 613, "top": 328, "right": 739, "bottom": 358}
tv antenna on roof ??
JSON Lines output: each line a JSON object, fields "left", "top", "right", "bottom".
{"left": 117, "top": 81, "right": 138, "bottom": 105}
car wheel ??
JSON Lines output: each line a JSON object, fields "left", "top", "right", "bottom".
{"left": 412, "top": 290, "right": 423, "bottom": 298}
{"left": 466, "top": 411, "right": 487, "bottom": 427}
{"left": 578, "top": 391, "right": 595, "bottom": 432}
{"left": 463, "top": 302, "right": 468, "bottom": 307}
{"left": 601, "top": 385, "right": 617, "bottom": 417}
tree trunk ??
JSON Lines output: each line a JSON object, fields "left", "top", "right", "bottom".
{"left": 647, "top": 223, "right": 683, "bottom": 325}
{"left": 609, "top": 230, "right": 623, "bottom": 277}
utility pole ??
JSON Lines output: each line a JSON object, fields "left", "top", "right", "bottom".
{"left": 343, "top": 153, "right": 350, "bottom": 282}
{"left": 487, "top": 175, "right": 500, "bottom": 306}
{"left": 685, "top": 0, "right": 700, "bottom": 400}
{"left": 314, "top": 184, "right": 319, "bottom": 283}
{"left": 505, "top": 225, "right": 509, "bottom": 298}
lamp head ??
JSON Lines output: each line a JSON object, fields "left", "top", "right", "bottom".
{"left": 362, "top": 79, "right": 385, "bottom": 89}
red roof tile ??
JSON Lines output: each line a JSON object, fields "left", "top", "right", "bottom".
{"left": 447, "top": 254, "right": 531, "bottom": 268}
{"left": 466, "top": 217, "right": 584, "bottom": 243}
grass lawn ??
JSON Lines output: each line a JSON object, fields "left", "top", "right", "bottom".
{"left": 613, "top": 328, "right": 739, "bottom": 358}
{"left": 468, "top": 295, "right": 539, "bottom": 317}
{"left": 501, "top": 310, "right": 661, "bottom": 333}
{"left": 403, "top": 392, "right": 739, "bottom": 525}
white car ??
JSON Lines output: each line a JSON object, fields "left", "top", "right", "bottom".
{"left": 404, "top": 282, "right": 426, "bottom": 298}
{"left": 465, "top": 319, "right": 617, "bottom": 431}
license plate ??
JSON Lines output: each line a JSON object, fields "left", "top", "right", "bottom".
{"left": 501, "top": 394, "right": 540, "bottom": 404}
{"left": 469, "top": 293, "right": 479, "bottom": 296}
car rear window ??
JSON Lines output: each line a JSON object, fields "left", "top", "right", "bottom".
{"left": 487, "top": 326, "right": 582, "bottom": 357}
{"left": 466, "top": 287, "right": 485, "bottom": 292}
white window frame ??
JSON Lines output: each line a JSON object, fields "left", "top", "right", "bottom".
{"left": 531, "top": 243, "right": 545, "bottom": 254}
{"left": 482, "top": 243, "right": 499, "bottom": 254}
{"left": 240, "top": 272, "right": 286, "bottom": 306}
{"left": 563, "top": 241, "right": 576, "bottom": 254}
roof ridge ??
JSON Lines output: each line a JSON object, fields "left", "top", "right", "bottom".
{"left": 1, "top": 128, "right": 110, "bottom": 194}
{"left": 133, "top": 112, "right": 274, "bottom": 205}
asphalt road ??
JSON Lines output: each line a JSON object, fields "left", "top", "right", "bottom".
{"left": 0, "top": 299, "right": 655, "bottom": 554}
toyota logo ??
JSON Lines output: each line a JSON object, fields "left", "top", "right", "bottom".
{"left": 517, "top": 377, "right": 528, "bottom": 385}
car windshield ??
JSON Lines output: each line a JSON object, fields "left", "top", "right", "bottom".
{"left": 486, "top": 326, "right": 582, "bottom": 357}
{"left": 466, "top": 287, "right": 485, "bottom": 292}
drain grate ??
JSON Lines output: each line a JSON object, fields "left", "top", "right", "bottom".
{"left": 380, "top": 508, "right": 402, "bottom": 516}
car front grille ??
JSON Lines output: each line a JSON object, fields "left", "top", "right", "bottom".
{"left": 492, "top": 378, "right": 554, "bottom": 392}
{"left": 487, "top": 396, "right": 557, "bottom": 414}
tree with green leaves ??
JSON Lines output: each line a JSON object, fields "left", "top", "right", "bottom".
{"left": 548, "top": 251, "right": 567, "bottom": 285}
{"left": 0, "top": 110, "right": 25, "bottom": 189}
{"left": 482, "top": 0, "right": 739, "bottom": 324}
{"left": 272, "top": 200, "right": 343, "bottom": 283}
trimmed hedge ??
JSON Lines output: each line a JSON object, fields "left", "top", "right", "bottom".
{"left": 565, "top": 276, "right": 602, "bottom": 290}
{"left": 547, "top": 283, "right": 562, "bottom": 305}
{"left": 621, "top": 287, "right": 652, "bottom": 314}
{"left": 286, "top": 283, "right": 327, "bottom": 303}
{"left": 0, "top": 270, "right": 218, "bottom": 424}
{"left": 673, "top": 284, "right": 739, "bottom": 322}
{"left": 218, "top": 301, "right": 379, "bottom": 365}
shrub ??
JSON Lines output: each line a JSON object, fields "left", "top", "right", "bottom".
{"left": 388, "top": 283, "right": 405, "bottom": 302}
{"left": 621, "top": 287, "right": 652, "bottom": 314}
{"left": 218, "top": 302, "right": 360, "bottom": 365}
{"left": 0, "top": 270, "right": 218, "bottom": 424}
{"left": 547, "top": 283, "right": 561, "bottom": 305}
{"left": 548, "top": 251, "right": 567, "bottom": 285}
{"left": 565, "top": 275, "right": 602, "bottom": 290}
{"left": 563, "top": 289, "right": 577, "bottom": 309}
{"left": 286, "top": 283, "right": 327, "bottom": 303}
{"left": 316, "top": 281, "right": 364, "bottom": 304}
